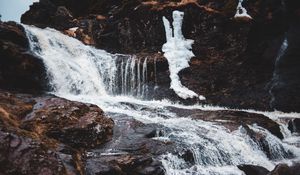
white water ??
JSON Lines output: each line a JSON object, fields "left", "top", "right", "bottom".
{"left": 162, "top": 11, "right": 206, "bottom": 100}
{"left": 234, "top": 0, "right": 252, "bottom": 19}
{"left": 26, "top": 25, "right": 151, "bottom": 98}
{"left": 24, "top": 24, "right": 300, "bottom": 175}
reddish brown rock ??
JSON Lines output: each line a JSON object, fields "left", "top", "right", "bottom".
{"left": 0, "top": 90, "right": 114, "bottom": 175}
{"left": 21, "top": 96, "right": 114, "bottom": 149}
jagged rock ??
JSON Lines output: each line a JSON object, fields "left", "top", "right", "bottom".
{"left": 0, "top": 21, "right": 48, "bottom": 93}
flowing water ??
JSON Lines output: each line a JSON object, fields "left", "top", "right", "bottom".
{"left": 24, "top": 25, "right": 300, "bottom": 175}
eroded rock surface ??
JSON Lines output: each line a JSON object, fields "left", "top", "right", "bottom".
{"left": 0, "top": 90, "right": 113, "bottom": 174}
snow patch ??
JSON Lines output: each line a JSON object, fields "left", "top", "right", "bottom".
{"left": 68, "top": 27, "right": 78, "bottom": 31}
{"left": 234, "top": 0, "right": 252, "bottom": 20}
{"left": 162, "top": 11, "right": 206, "bottom": 100}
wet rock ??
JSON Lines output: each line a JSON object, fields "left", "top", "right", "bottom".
{"left": 21, "top": 97, "right": 114, "bottom": 149}
{"left": 85, "top": 155, "right": 164, "bottom": 175}
{"left": 0, "top": 131, "right": 69, "bottom": 175}
{"left": 241, "top": 124, "right": 293, "bottom": 160}
{"left": 288, "top": 118, "right": 300, "bottom": 133}
{"left": 238, "top": 164, "right": 270, "bottom": 175}
{"left": 268, "top": 163, "right": 300, "bottom": 175}
{"left": 0, "top": 90, "right": 115, "bottom": 174}
{"left": 172, "top": 108, "right": 284, "bottom": 139}
{"left": 0, "top": 21, "right": 48, "bottom": 93}
{"left": 84, "top": 114, "right": 170, "bottom": 175}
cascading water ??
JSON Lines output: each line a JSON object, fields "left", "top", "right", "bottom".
{"left": 25, "top": 25, "right": 150, "bottom": 98}
{"left": 23, "top": 24, "right": 300, "bottom": 175}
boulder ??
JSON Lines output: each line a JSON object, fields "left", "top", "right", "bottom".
{"left": 238, "top": 164, "right": 270, "bottom": 175}
{"left": 268, "top": 163, "right": 300, "bottom": 175}
{"left": 0, "top": 21, "right": 48, "bottom": 93}
{"left": 20, "top": 97, "right": 114, "bottom": 149}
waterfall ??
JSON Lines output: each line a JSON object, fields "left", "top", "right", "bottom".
{"left": 24, "top": 25, "right": 150, "bottom": 98}
{"left": 162, "top": 11, "right": 206, "bottom": 100}
{"left": 269, "top": 38, "right": 288, "bottom": 108}
{"left": 23, "top": 24, "right": 300, "bottom": 175}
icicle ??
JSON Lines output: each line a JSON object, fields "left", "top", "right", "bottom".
{"left": 121, "top": 58, "right": 125, "bottom": 94}
{"left": 162, "top": 11, "right": 206, "bottom": 100}
{"left": 142, "top": 57, "right": 148, "bottom": 98}
{"left": 124, "top": 58, "right": 131, "bottom": 95}
{"left": 154, "top": 57, "right": 158, "bottom": 90}
{"left": 130, "top": 57, "right": 136, "bottom": 95}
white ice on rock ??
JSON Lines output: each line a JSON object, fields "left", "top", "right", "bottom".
{"left": 162, "top": 11, "right": 206, "bottom": 100}
{"left": 234, "top": 0, "right": 252, "bottom": 19}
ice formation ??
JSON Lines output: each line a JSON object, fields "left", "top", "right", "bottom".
{"left": 234, "top": 0, "right": 252, "bottom": 19}
{"left": 162, "top": 11, "right": 206, "bottom": 100}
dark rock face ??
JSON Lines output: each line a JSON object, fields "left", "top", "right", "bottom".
{"left": 0, "top": 90, "right": 114, "bottom": 174}
{"left": 21, "top": 0, "right": 77, "bottom": 30}
{"left": 237, "top": 164, "right": 269, "bottom": 175}
{"left": 0, "top": 21, "right": 48, "bottom": 93}
{"left": 269, "top": 163, "right": 300, "bottom": 175}
{"left": 269, "top": 0, "right": 300, "bottom": 112}
{"left": 238, "top": 163, "right": 300, "bottom": 175}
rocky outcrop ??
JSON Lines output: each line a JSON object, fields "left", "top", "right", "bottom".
{"left": 0, "top": 90, "right": 114, "bottom": 174}
{"left": 0, "top": 21, "right": 47, "bottom": 93}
